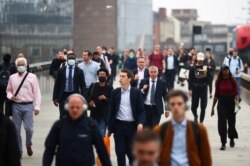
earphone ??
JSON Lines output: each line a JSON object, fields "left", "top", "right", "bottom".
{"left": 64, "top": 94, "right": 88, "bottom": 111}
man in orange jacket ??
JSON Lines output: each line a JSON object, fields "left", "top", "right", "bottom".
{"left": 154, "top": 90, "right": 212, "bottom": 166}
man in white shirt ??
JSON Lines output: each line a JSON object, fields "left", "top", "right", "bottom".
{"left": 132, "top": 57, "right": 149, "bottom": 88}
{"left": 108, "top": 69, "right": 145, "bottom": 166}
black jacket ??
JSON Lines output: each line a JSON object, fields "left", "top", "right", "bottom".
{"left": 139, "top": 78, "right": 166, "bottom": 114}
{"left": 131, "top": 68, "right": 150, "bottom": 87}
{"left": 43, "top": 114, "right": 111, "bottom": 166}
{"left": 108, "top": 87, "right": 145, "bottom": 133}
{"left": 49, "top": 58, "right": 66, "bottom": 78}
{"left": 188, "top": 64, "right": 209, "bottom": 91}
{"left": 203, "top": 59, "right": 216, "bottom": 77}
{"left": 165, "top": 55, "right": 179, "bottom": 71}
{"left": 88, "top": 83, "right": 113, "bottom": 122}
{"left": 53, "top": 66, "right": 86, "bottom": 101}
{"left": 0, "top": 113, "right": 21, "bottom": 166}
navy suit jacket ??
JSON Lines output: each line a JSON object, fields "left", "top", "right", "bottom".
{"left": 108, "top": 87, "right": 145, "bottom": 133}
{"left": 165, "top": 55, "right": 179, "bottom": 71}
{"left": 139, "top": 78, "right": 166, "bottom": 115}
{"left": 53, "top": 66, "right": 86, "bottom": 102}
{"left": 131, "top": 68, "right": 150, "bottom": 87}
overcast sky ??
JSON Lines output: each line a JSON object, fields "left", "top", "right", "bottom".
{"left": 153, "top": 0, "right": 249, "bottom": 25}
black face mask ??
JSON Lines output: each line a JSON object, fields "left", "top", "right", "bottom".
{"left": 99, "top": 76, "right": 106, "bottom": 83}
{"left": 64, "top": 52, "right": 67, "bottom": 55}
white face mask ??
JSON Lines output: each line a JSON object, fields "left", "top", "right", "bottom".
{"left": 68, "top": 59, "right": 76, "bottom": 66}
{"left": 17, "top": 66, "right": 26, "bottom": 73}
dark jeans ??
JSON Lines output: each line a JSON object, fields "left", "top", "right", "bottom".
{"left": 59, "top": 92, "right": 73, "bottom": 119}
{"left": 144, "top": 105, "right": 161, "bottom": 128}
{"left": 113, "top": 120, "right": 136, "bottom": 166}
{"left": 191, "top": 85, "right": 208, "bottom": 123}
{"left": 217, "top": 97, "right": 238, "bottom": 144}
{"left": 165, "top": 69, "right": 176, "bottom": 91}
{"left": 208, "top": 75, "right": 214, "bottom": 95}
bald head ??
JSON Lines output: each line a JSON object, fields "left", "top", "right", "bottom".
{"left": 67, "top": 94, "right": 86, "bottom": 120}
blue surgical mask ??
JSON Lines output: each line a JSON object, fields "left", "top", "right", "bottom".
{"left": 129, "top": 54, "right": 134, "bottom": 59}
{"left": 68, "top": 59, "right": 76, "bottom": 66}
{"left": 17, "top": 66, "right": 26, "bottom": 73}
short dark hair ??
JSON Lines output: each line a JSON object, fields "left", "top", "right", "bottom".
{"left": 97, "top": 68, "right": 109, "bottom": 76}
{"left": 121, "top": 69, "right": 134, "bottom": 79}
{"left": 3, "top": 54, "right": 11, "bottom": 63}
{"left": 84, "top": 50, "right": 92, "bottom": 57}
{"left": 166, "top": 90, "right": 188, "bottom": 103}
{"left": 93, "top": 51, "right": 99, "bottom": 56}
{"left": 133, "top": 129, "right": 160, "bottom": 144}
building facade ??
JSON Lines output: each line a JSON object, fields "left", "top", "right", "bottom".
{"left": 73, "top": 0, "right": 117, "bottom": 56}
{"left": 117, "top": 0, "right": 153, "bottom": 51}
{"left": 0, "top": 0, "right": 73, "bottom": 63}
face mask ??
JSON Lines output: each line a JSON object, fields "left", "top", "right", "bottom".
{"left": 17, "top": 66, "right": 26, "bottom": 73}
{"left": 98, "top": 76, "right": 106, "bottom": 83}
{"left": 68, "top": 59, "right": 76, "bottom": 66}
{"left": 64, "top": 52, "right": 67, "bottom": 55}
{"left": 129, "top": 54, "right": 134, "bottom": 59}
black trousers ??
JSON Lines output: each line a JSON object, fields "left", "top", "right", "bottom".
{"left": 144, "top": 105, "right": 161, "bottom": 128}
{"left": 191, "top": 85, "right": 208, "bottom": 123}
{"left": 217, "top": 97, "right": 238, "bottom": 144}
{"left": 208, "top": 75, "right": 214, "bottom": 95}
{"left": 165, "top": 69, "right": 176, "bottom": 91}
{"left": 59, "top": 92, "right": 73, "bottom": 119}
{"left": 113, "top": 120, "right": 136, "bottom": 166}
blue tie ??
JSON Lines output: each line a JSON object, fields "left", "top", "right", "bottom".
{"left": 68, "top": 66, "right": 73, "bottom": 92}
{"left": 150, "top": 80, "right": 155, "bottom": 105}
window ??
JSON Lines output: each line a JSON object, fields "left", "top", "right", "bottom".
{"left": 29, "top": 46, "right": 41, "bottom": 57}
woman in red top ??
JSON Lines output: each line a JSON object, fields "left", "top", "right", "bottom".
{"left": 211, "top": 66, "right": 239, "bottom": 150}
{"left": 148, "top": 45, "right": 165, "bottom": 76}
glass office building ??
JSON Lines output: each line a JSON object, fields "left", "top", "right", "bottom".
{"left": 0, "top": 0, "right": 73, "bottom": 63}
{"left": 117, "top": 0, "right": 153, "bottom": 51}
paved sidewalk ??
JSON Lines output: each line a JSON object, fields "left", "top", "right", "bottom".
{"left": 21, "top": 82, "right": 250, "bottom": 166}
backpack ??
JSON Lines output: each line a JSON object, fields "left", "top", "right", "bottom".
{"left": 0, "top": 64, "right": 11, "bottom": 86}
{"left": 229, "top": 58, "right": 241, "bottom": 69}
{"left": 160, "top": 121, "right": 201, "bottom": 151}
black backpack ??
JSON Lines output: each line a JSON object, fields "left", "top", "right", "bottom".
{"left": 229, "top": 57, "right": 241, "bottom": 69}
{"left": 160, "top": 121, "right": 201, "bottom": 151}
{"left": 0, "top": 64, "right": 11, "bottom": 87}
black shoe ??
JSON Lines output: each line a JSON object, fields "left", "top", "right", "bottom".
{"left": 27, "top": 146, "right": 33, "bottom": 156}
{"left": 230, "top": 140, "right": 235, "bottom": 148}
{"left": 220, "top": 144, "right": 226, "bottom": 150}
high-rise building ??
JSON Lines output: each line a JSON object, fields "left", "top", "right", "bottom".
{"left": 73, "top": 0, "right": 117, "bottom": 55}
{"left": 117, "top": 0, "right": 153, "bottom": 51}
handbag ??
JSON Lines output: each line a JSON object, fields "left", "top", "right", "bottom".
{"left": 179, "top": 68, "right": 189, "bottom": 79}
{"left": 5, "top": 72, "right": 29, "bottom": 116}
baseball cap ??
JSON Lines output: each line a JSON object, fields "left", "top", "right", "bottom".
{"left": 197, "top": 52, "right": 205, "bottom": 61}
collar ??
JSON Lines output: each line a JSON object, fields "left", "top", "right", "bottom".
{"left": 121, "top": 86, "right": 131, "bottom": 93}
{"left": 138, "top": 67, "right": 145, "bottom": 72}
{"left": 132, "top": 160, "right": 158, "bottom": 166}
{"left": 84, "top": 60, "right": 92, "bottom": 65}
{"left": 150, "top": 78, "right": 157, "bottom": 82}
{"left": 67, "top": 65, "right": 75, "bottom": 69}
{"left": 171, "top": 117, "right": 187, "bottom": 127}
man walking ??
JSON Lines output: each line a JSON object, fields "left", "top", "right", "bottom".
{"left": 43, "top": 94, "right": 111, "bottom": 166}
{"left": 132, "top": 57, "right": 149, "bottom": 88}
{"left": 154, "top": 90, "right": 212, "bottom": 166}
{"left": 108, "top": 69, "right": 145, "bottom": 166}
{"left": 53, "top": 51, "right": 86, "bottom": 119}
{"left": 139, "top": 66, "right": 166, "bottom": 128}
{"left": 164, "top": 48, "right": 179, "bottom": 91}
{"left": 6, "top": 57, "right": 41, "bottom": 157}
{"left": 78, "top": 50, "right": 100, "bottom": 99}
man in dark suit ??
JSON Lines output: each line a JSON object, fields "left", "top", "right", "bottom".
{"left": 53, "top": 51, "right": 86, "bottom": 119}
{"left": 139, "top": 66, "right": 167, "bottom": 128}
{"left": 164, "top": 48, "right": 179, "bottom": 91}
{"left": 108, "top": 69, "right": 145, "bottom": 166}
{"left": 131, "top": 57, "right": 149, "bottom": 88}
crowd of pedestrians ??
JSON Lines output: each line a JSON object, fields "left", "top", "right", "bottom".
{"left": 0, "top": 44, "right": 244, "bottom": 166}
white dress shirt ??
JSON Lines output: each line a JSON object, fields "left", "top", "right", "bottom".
{"left": 167, "top": 55, "right": 174, "bottom": 70}
{"left": 137, "top": 68, "right": 145, "bottom": 88}
{"left": 144, "top": 78, "right": 157, "bottom": 105}
{"left": 116, "top": 86, "right": 134, "bottom": 121}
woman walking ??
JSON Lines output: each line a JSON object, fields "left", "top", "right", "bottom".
{"left": 204, "top": 51, "right": 216, "bottom": 98}
{"left": 211, "top": 66, "right": 239, "bottom": 150}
